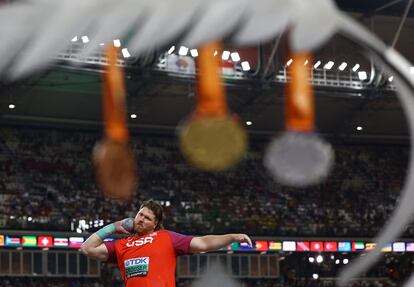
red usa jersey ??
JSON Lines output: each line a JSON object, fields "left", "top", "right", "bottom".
{"left": 104, "top": 230, "right": 193, "bottom": 287}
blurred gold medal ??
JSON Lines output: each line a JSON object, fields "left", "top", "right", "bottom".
{"left": 180, "top": 116, "right": 247, "bottom": 171}
{"left": 179, "top": 41, "right": 247, "bottom": 171}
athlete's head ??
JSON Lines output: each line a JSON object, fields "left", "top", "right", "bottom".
{"left": 134, "top": 199, "right": 164, "bottom": 235}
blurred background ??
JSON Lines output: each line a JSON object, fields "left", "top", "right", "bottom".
{"left": 1, "top": 0, "right": 414, "bottom": 286}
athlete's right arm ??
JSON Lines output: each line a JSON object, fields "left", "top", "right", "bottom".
{"left": 80, "top": 218, "right": 133, "bottom": 262}
{"left": 80, "top": 233, "right": 109, "bottom": 262}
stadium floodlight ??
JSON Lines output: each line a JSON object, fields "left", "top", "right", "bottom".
{"left": 121, "top": 48, "right": 131, "bottom": 58}
{"left": 313, "top": 61, "right": 321, "bottom": 69}
{"left": 8, "top": 104, "right": 15, "bottom": 109}
{"left": 167, "top": 46, "right": 175, "bottom": 54}
{"left": 352, "top": 64, "right": 360, "bottom": 72}
{"left": 343, "top": 258, "right": 349, "bottom": 264}
{"left": 338, "top": 62, "right": 347, "bottom": 71}
{"left": 178, "top": 46, "right": 188, "bottom": 56}
{"left": 308, "top": 257, "right": 315, "bottom": 263}
{"left": 222, "top": 51, "right": 230, "bottom": 60}
{"left": 312, "top": 274, "right": 319, "bottom": 280}
{"left": 316, "top": 255, "right": 324, "bottom": 263}
{"left": 113, "top": 39, "right": 121, "bottom": 47}
{"left": 335, "top": 259, "right": 340, "bottom": 264}
{"left": 245, "top": 120, "right": 252, "bottom": 126}
{"left": 241, "top": 61, "right": 250, "bottom": 71}
{"left": 81, "top": 36, "right": 89, "bottom": 43}
{"left": 190, "top": 49, "right": 198, "bottom": 57}
{"left": 324, "top": 61, "right": 334, "bottom": 70}
{"left": 358, "top": 71, "right": 368, "bottom": 80}
{"left": 231, "top": 52, "right": 240, "bottom": 62}
{"left": 356, "top": 126, "right": 363, "bottom": 131}
{"left": 130, "top": 113, "right": 137, "bottom": 119}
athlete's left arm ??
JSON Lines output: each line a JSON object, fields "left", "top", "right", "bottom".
{"left": 189, "top": 233, "right": 252, "bottom": 253}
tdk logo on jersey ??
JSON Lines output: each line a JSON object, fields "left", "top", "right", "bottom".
{"left": 125, "top": 257, "right": 149, "bottom": 267}
{"left": 126, "top": 236, "right": 154, "bottom": 247}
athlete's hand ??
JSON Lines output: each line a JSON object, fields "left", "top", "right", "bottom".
{"left": 114, "top": 218, "right": 135, "bottom": 235}
{"left": 232, "top": 234, "right": 252, "bottom": 247}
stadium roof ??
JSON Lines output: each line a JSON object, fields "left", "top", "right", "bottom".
{"left": 0, "top": 1, "right": 413, "bottom": 143}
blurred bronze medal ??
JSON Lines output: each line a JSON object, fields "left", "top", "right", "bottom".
{"left": 92, "top": 46, "right": 138, "bottom": 200}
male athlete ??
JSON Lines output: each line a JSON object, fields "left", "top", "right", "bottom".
{"left": 80, "top": 199, "right": 252, "bottom": 287}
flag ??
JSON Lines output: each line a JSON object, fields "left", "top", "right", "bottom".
{"left": 167, "top": 55, "right": 195, "bottom": 74}
{"left": 268, "top": 241, "right": 282, "bottom": 251}
{"left": 54, "top": 238, "right": 69, "bottom": 247}
{"left": 352, "top": 242, "right": 365, "bottom": 251}
{"left": 239, "top": 242, "right": 254, "bottom": 251}
{"left": 5, "top": 236, "right": 21, "bottom": 246}
{"left": 338, "top": 242, "right": 351, "bottom": 252}
{"left": 255, "top": 241, "right": 268, "bottom": 251}
{"left": 365, "top": 243, "right": 376, "bottom": 251}
{"left": 0, "top": 235, "right": 4, "bottom": 246}
{"left": 38, "top": 236, "right": 53, "bottom": 247}
{"left": 381, "top": 243, "right": 392, "bottom": 252}
{"left": 296, "top": 242, "right": 310, "bottom": 252}
{"left": 392, "top": 242, "right": 405, "bottom": 252}
{"left": 324, "top": 242, "right": 338, "bottom": 252}
{"left": 22, "top": 236, "right": 37, "bottom": 247}
{"left": 228, "top": 242, "right": 239, "bottom": 251}
{"left": 167, "top": 54, "right": 177, "bottom": 70}
{"left": 406, "top": 243, "right": 414, "bottom": 252}
{"left": 69, "top": 237, "right": 84, "bottom": 248}
{"left": 282, "top": 241, "right": 296, "bottom": 251}
{"left": 310, "top": 242, "right": 323, "bottom": 252}
{"left": 221, "top": 60, "right": 234, "bottom": 76}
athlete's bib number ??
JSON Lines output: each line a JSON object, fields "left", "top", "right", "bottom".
{"left": 124, "top": 257, "right": 149, "bottom": 278}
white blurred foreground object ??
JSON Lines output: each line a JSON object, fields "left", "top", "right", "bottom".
{"left": 193, "top": 264, "right": 239, "bottom": 287}
{"left": 0, "top": 0, "right": 338, "bottom": 78}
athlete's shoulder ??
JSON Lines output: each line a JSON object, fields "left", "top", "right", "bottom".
{"left": 162, "top": 230, "right": 194, "bottom": 256}
{"left": 163, "top": 230, "right": 190, "bottom": 237}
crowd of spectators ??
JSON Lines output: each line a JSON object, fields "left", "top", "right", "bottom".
{"left": 0, "top": 126, "right": 410, "bottom": 238}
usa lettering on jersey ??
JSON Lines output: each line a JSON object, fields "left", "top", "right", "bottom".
{"left": 126, "top": 236, "right": 154, "bottom": 247}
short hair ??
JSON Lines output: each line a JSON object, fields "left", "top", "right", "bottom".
{"left": 140, "top": 199, "right": 164, "bottom": 230}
